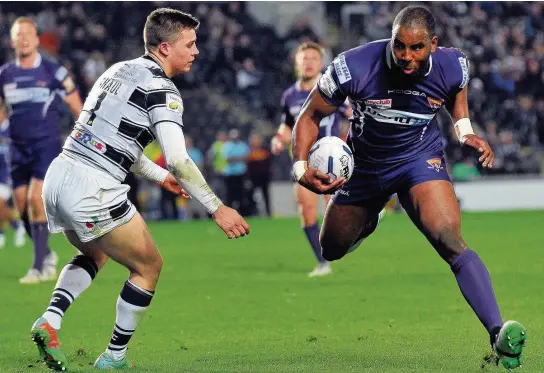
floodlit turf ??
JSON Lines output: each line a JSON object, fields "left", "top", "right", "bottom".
{"left": 1, "top": 210, "right": 543, "bottom": 372}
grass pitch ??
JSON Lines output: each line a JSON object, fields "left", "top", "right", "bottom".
{"left": 1, "top": 210, "right": 543, "bottom": 372}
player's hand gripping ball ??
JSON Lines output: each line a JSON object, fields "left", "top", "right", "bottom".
{"left": 308, "top": 136, "right": 354, "bottom": 182}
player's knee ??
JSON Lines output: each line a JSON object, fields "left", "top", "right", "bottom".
{"left": 319, "top": 235, "right": 349, "bottom": 262}
{"left": 430, "top": 219, "right": 464, "bottom": 261}
{"left": 28, "top": 192, "right": 45, "bottom": 213}
{"left": 145, "top": 252, "right": 163, "bottom": 280}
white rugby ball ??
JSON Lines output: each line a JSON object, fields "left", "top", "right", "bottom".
{"left": 308, "top": 136, "right": 354, "bottom": 182}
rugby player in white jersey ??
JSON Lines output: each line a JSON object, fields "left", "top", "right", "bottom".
{"left": 28, "top": 8, "right": 249, "bottom": 371}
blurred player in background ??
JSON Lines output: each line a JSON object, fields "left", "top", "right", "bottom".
{"left": 292, "top": 6, "right": 526, "bottom": 370}
{"left": 29, "top": 8, "right": 249, "bottom": 371}
{"left": 271, "top": 42, "right": 352, "bottom": 277}
{"left": 0, "top": 17, "right": 83, "bottom": 283}
{"left": 0, "top": 118, "right": 25, "bottom": 248}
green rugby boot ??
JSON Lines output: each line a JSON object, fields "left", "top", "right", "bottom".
{"left": 94, "top": 351, "right": 135, "bottom": 369}
{"left": 492, "top": 320, "right": 527, "bottom": 370}
{"left": 30, "top": 317, "right": 68, "bottom": 371}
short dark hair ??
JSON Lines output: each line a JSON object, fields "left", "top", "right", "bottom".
{"left": 296, "top": 41, "right": 325, "bottom": 57}
{"left": 392, "top": 6, "right": 435, "bottom": 37}
{"left": 144, "top": 8, "right": 200, "bottom": 52}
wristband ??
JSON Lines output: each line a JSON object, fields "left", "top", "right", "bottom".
{"left": 293, "top": 160, "right": 307, "bottom": 181}
{"left": 454, "top": 117, "right": 474, "bottom": 144}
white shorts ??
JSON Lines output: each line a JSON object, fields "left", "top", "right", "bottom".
{"left": 43, "top": 154, "right": 137, "bottom": 243}
{"left": 0, "top": 183, "right": 11, "bottom": 200}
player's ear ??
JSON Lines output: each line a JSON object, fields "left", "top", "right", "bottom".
{"left": 158, "top": 41, "right": 170, "bottom": 57}
{"left": 430, "top": 35, "right": 438, "bottom": 53}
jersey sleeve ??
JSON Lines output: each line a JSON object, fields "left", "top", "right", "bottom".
{"left": 146, "top": 86, "right": 185, "bottom": 129}
{"left": 449, "top": 49, "right": 470, "bottom": 95}
{"left": 317, "top": 53, "right": 356, "bottom": 107}
{"left": 280, "top": 91, "right": 295, "bottom": 128}
{"left": 53, "top": 65, "right": 77, "bottom": 97}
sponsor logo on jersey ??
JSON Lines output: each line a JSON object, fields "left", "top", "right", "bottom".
{"left": 319, "top": 70, "right": 338, "bottom": 98}
{"left": 362, "top": 105, "right": 434, "bottom": 126}
{"left": 333, "top": 55, "right": 352, "bottom": 84}
{"left": 166, "top": 93, "right": 183, "bottom": 114}
{"left": 365, "top": 99, "right": 392, "bottom": 109}
{"left": 72, "top": 129, "right": 107, "bottom": 153}
{"left": 36, "top": 80, "right": 47, "bottom": 87}
{"left": 387, "top": 89, "right": 426, "bottom": 97}
{"left": 458, "top": 57, "right": 469, "bottom": 89}
{"left": 426, "top": 158, "right": 443, "bottom": 172}
{"left": 427, "top": 97, "right": 444, "bottom": 110}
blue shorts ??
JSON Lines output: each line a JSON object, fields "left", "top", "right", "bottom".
{"left": 10, "top": 139, "right": 62, "bottom": 189}
{"left": 332, "top": 151, "right": 451, "bottom": 206}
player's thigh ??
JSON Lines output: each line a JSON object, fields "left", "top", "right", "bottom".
{"left": 94, "top": 212, "right": 162, "bottom": 277}
{"left": 398, "top": 180, "right": 465, "bottom": 263}
{"left": 64, "top": 230, "right": 109, "bottom": 270}
{"left": 320, "top": 198, "right": 386, "bottom": 252}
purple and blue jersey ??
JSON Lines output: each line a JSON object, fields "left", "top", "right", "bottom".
{"left": 0, "top": 54, "right": 76, "bottom": 187}
{"left": 281, "top": 79, "right": 348, "bottom": 139}
{"left": 316, "top": 40, "right": 470, "bottom": 205}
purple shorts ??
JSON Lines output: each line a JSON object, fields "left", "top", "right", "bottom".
{"left": 10, "top": 139, "right": 62, "bottom": 189}
{"left": 332, "top": 151, "right": 451, "bottom": 206}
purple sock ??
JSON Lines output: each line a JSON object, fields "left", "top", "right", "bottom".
{"left": 451, "top": 249, "right": 503, "bottom": 334}
{"left": 303, "top": 223, "right": 326, "bottom": 264}
{"left": 31, "top": 222, "right": 50, "bottom": 271}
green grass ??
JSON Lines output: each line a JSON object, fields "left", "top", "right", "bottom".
{"left": 1, "top": 210, "right": 543, "bottom": 372}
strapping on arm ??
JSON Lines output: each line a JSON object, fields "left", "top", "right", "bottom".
{"left": 153, "top": 120, "right": 223, "bottom": 214}
{"left": 130, "top": 153, "right": 169, "bottom": 183}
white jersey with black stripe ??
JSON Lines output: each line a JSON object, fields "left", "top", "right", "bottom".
{"left": 63, "top": 55, "right": 184, "bottom": 181}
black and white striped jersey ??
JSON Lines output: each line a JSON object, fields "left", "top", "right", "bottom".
{"left": 63, "top": 55, "right": 184, "bottom": 181}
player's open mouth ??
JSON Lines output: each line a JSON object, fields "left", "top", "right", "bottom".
{"left": 403, "top": 68, "right": 416, "bottom": 74}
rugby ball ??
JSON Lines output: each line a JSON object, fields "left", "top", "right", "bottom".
{"left": 308, "top": 136, "right": 354, "bottom": 182}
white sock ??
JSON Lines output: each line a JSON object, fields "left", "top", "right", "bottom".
{"left": 42, "top": 255, "right": 98, "bottom": 329}
{"left": 106, "top": 280, "right": 154, "bottom": 361}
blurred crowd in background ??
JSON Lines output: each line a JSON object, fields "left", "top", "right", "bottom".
{"left": 0, "top": 2, "right": 542, "bottom": 218}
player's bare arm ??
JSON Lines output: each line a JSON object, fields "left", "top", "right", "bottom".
{"left": 291, "top": 87, "right": 345, "bottom": 194}
{"left": 449, "top": 86, "right": 494, "bottom": 168}
{"left": 63, "top": 90, "right": 84, "bottom": 120}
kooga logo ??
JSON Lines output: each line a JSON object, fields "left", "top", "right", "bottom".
{"left": 388, "top": 89, "right": 426, "bottom": 97}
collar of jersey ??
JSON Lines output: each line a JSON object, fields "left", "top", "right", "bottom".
{"left": 142, "top": 54, "right": 166, "bottom": 73}
{"left": 15, "top": 53, "right": 42, "bottom": 68}
{"left": 385, "top": 41, "right": 433, "bottom": 77}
